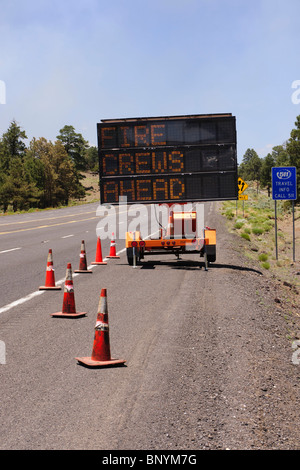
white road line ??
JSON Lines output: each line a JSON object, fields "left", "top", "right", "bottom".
{"left": 61, "top": 234, "right": 74, "bottom": 239}
{"left": 0, "top": 231, "right": 158, "bottom": 315}
{"left": 0, "top": 247, "right": 21, "bottom": 254}
{"left": 0, "top": 290, "right": 44, "bottom": 314}
{"left": 0, "top": 247, "right": 125, "bottom": 315}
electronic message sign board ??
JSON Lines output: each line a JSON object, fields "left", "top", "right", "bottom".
{"left": 97, "top": 114, "right": 238, "bottom": 204}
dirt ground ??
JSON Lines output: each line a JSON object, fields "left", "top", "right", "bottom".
{"left": 80, "top": 172, "right": 100, "bottom": 203}
{"left": 196, "top": 203, "right": 300, "bottom": 449}
{"left": 120, "top": 201, "right": 300, "bottom": 450}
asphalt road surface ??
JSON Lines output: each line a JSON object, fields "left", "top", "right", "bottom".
{"left": 1, "top": 201, "right": 299, "bottom": 451}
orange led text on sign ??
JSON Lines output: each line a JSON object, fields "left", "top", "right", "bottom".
{"left": 136, "top": 152, "right": 151, "bottom": 173}
{"left": 168, "top": 151, "right": 184, "bottom": 172}
{"left": 102, "top": 177, "right": 185, "bottom": 203}
{"left": 119, "top": 153, "right": 134, "bottom": 174}
{"left": 101, "top": 150, "right": 184, "bottom": 176}
{"left": 101, "top": 124, "right": 166, "bottom": 148}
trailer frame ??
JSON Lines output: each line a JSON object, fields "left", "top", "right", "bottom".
{"left": 125, "top": 210, "right": 216, "bottom": 270}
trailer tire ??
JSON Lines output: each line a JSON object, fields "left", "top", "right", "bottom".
{"left": 126, "top": 247, "right": 140, "bottom": 266}
{"left": 206, "top": 246, "right": 216, "bottom": 263}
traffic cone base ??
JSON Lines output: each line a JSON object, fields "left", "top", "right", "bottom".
{"left": 51, "top": 311, "right": 86, "bottom": 318}
{"left": 75, "top": 356, "right": 126, "bottom": 367}
{"left": 39, "top": 285, "right": 61, "bottom": 290}
{"left": 74, "top": 269, "right": 93, "bottom": 273}
{"left": 91, "top": 261, "right": 107, "bottom": 265}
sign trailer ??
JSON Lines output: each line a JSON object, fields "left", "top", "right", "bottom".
{"left": 97, "top": 113, "right": 238, "bottom": 268}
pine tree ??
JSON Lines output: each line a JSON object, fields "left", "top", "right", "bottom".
{"left": 260, "top": 153, "right": 275, "bottom": 196}
{"left": 26, "top": 137, "right": 85, "bottom": 208}
{"left": 2, "top": 119, "right": 27, "bottom": 164}
{"left": 56, "top": 125, "right": 89, "bottom": 172}
{"left": 238, "top": 148, "right": 262, "bottom": 193}
{"left": 286, "top": 116, "right": 300, "bottom": 203}
{"left": 0, "top": 120, "right": 29, "bottom": 211}
{"left": 85, "top": 146, "right": 98, "bottom": 172}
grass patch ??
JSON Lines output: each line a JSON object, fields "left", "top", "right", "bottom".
{"left": 225, "top": 210, "right": 235, "bottom": 220}
{"left": 252, "top": 226, "right": 264, "bottom": 235}
{"left": 234, "top": 221, "right": 244, "bottom": 229}
{"left": 262, "top": 222, "right": 273, "bottom": 232}
{"left": 258, "top": 253, "right": 268, "bottom": 262}
{"left": 241, "top": 232, "right": 251, "bottom": 241}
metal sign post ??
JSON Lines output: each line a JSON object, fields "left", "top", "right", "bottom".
{"left": 274, "top": 200, "right": 278, "bottom": 260}
{"left": 293, "top": 200, "right": 295, "bottom": 262}
{"left": 271, "top": 167, "right": 297, "bottom": 262}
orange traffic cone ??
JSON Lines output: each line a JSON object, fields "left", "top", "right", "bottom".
{"left": 106, "top": 233, "right": 120, "bottom": 259}
{"left": 166, "top": 211, "right": 174, "bottom": 238}
{"left": 91, "top": 237, "right": 107, "bottom": 265}
{"left": 75, "top": 288, "right": 126, "bottom": 367}
{"left": 74, "top": 240, "right": 92, "bottom": 273}
{"left": 51, "top": 263, "right": 87, "bottom": 318}
{"left": 39, "top": 249, "right": 62, "bottom": 290}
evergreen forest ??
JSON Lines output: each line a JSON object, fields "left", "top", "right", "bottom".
{"left": 0, "top": 115, "right": 299, "bottom": 213}
{"left": 0, "top": 121, "right": 98, "bottom": 212}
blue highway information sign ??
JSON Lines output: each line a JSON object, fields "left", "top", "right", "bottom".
{"left": 272, "top": 167, "right": 297, "bottom": 200}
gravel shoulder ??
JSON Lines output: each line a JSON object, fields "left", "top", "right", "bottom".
{"left": 112, "top": 201, "right": 300, "bottom": 450}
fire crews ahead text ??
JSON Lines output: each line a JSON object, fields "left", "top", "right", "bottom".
{"left": 98, "top": 115, "right": 238, "bottom": 204}
{"left": 101, "top": 454, "right": 197, "bottom": 466}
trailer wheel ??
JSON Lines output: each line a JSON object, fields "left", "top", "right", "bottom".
{"left": 206, "top": 246, "right": 216, "bottom": 263}
{"left": 126, "top": 247, "right": 140, "bottom": 266}
{"left": 204, "top": 251, "right": 208, "bottom": 271}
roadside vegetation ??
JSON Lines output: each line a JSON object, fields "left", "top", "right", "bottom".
{"left": 221, "top": 183, "right": 299, "bottom": 293}
{"left": 0, "top": 120, "right": 99, "bottom": 214}
{"left": 221, "top": 113, "right": 299, "bottom": 292}
{"left": 237, "top": 115, "right": 300, "bottom": 205}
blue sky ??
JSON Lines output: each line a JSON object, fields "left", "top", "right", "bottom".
{"left": 0, "top": 0, "right": 300, "bottom": 163}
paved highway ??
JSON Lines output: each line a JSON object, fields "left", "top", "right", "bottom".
{"left": 0, "top": 201, "right": 213, "bottom": 450}
{"left": 1, "top": 201, "right": 299, "bottom": 451}
{"left": 0, "top": 203, "right": 109, "bottom": 308}
{"left": 0, "top": 201, "right": 207, "bottom": 310}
